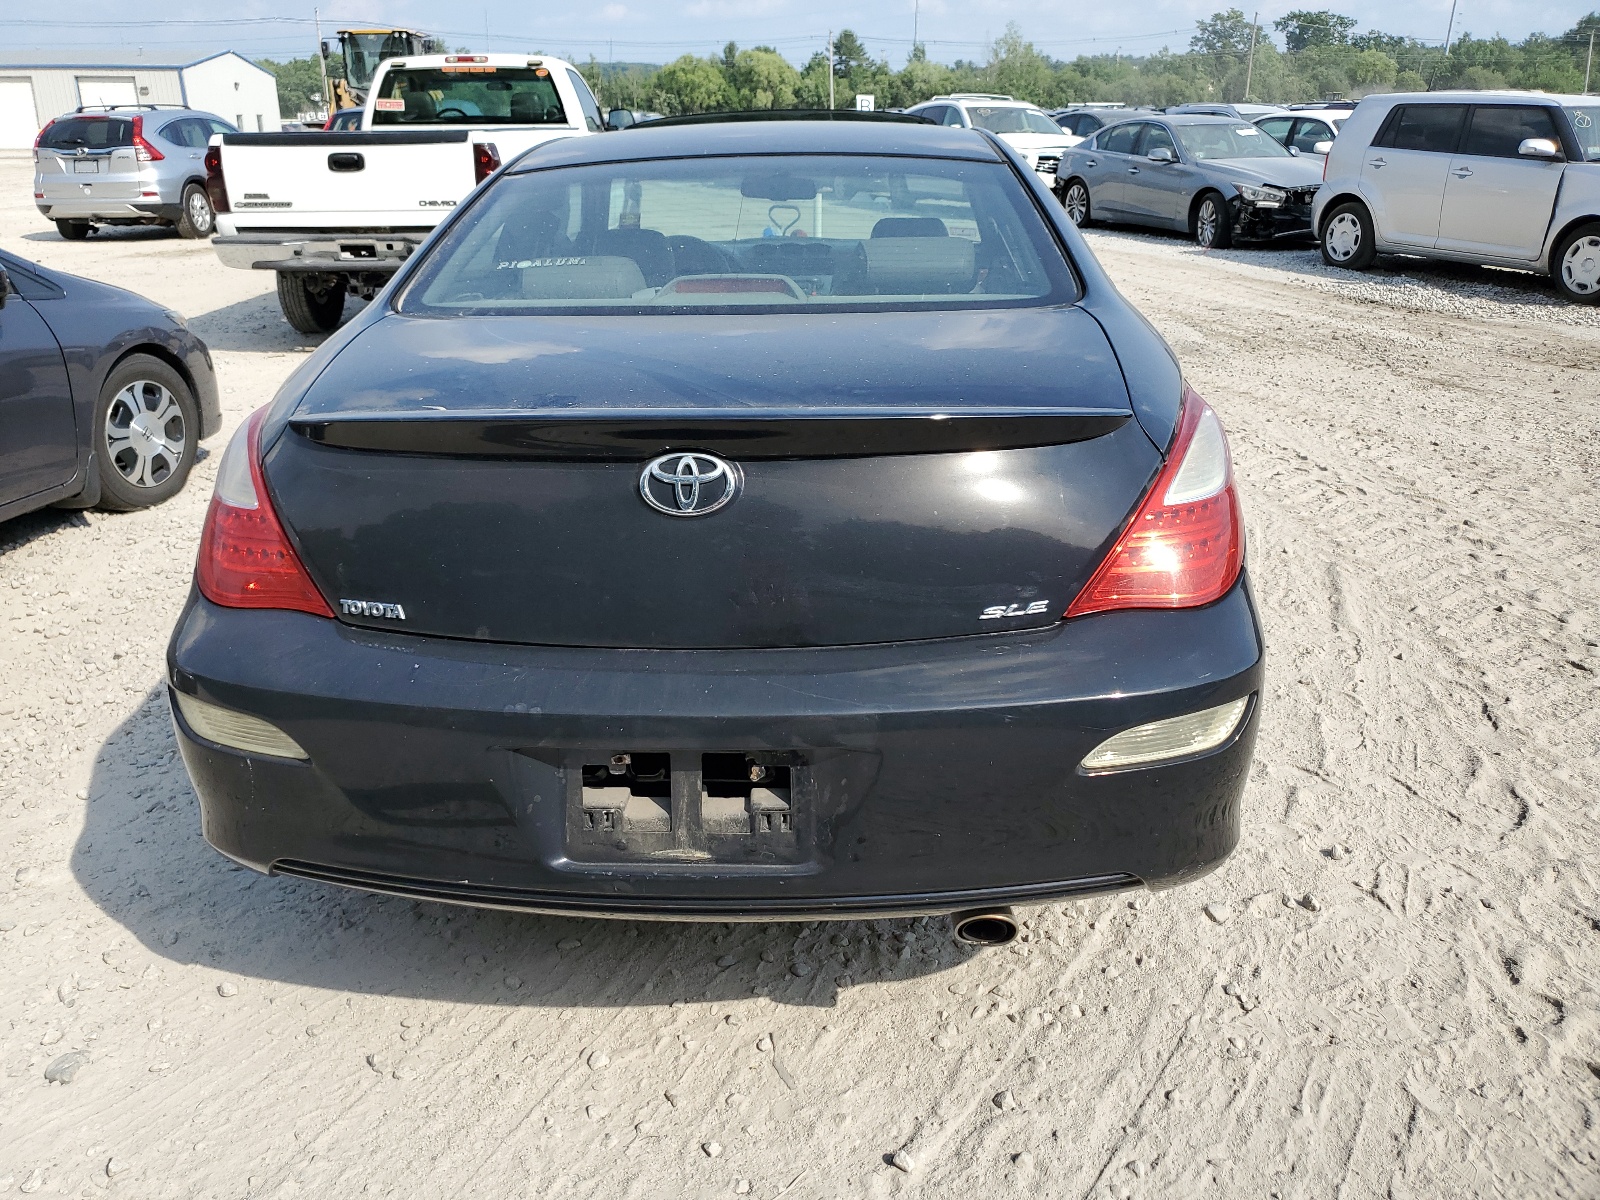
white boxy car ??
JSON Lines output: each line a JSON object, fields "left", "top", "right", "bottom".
{"left": 207, "top": 54, "right": 603, "bottom": 332}
{"left": 1313, "top": 91, "right": 1600, "bottom": 303}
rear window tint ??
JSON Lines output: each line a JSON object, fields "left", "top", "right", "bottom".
{"left": 1460, "top": 105, "right": 1561, "bottom": 158}
{"left": 401, "top": 153, "right": 1077, "bottom": 316}
{"left": 38, "top": 116, "right": 131, "bottom": 150}
{"left": 1377, "top": 105, "right": 1466, "bottom": 153}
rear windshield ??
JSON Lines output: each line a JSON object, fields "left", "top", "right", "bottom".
{"left": 1567, "top": 106, "right": 1600, "bottom": 162}
{"left": 1175, "top": 123, "right": 1291, "bottom": 160}
{"left": 399, "top": 153, "right": 1076, "bottom": 316}
{"left": 38, "top": 116, "right": 131, "bottom": 150}
{"left": 371, "top": 66, "right": 568, "bottom": 126}
{"left": 968, "top": 107, "right": 1062, "bottom": 136}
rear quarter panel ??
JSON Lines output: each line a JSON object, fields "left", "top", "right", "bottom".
{"left": 1313, "top": 96, "right": 1394, "bottom": 235}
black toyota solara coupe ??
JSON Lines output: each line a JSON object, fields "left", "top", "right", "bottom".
{"left": 167, "top": 117, "right": 1262, "bottom": 944}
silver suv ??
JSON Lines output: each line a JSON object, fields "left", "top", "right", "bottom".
{"left": 1313, "top": 91, "right": 1600, "bottom": 303}
{"left": 34, "top": 105, "right": 238, "bottom": 241}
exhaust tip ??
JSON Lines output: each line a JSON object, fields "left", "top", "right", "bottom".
{"left": 952, "top": 907, "right": 1019, "bottom": 947}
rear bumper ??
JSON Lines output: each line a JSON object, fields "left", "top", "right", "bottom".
{"left": 212, "top": 232, "right": 425, "bottom": 273}
{"left": 36, "top": 199, "right": 176, "bottom": 223}
{"left": 167, "top": 577, "right": 1264, "bottom": 919}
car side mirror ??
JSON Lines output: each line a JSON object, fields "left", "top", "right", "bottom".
{"left": 1287, "top": 146, "right": 1300, "bottom": 156}
{"left": 606, "top": 108, "right": 634, "bottom": 131}
{"left": 1147, "top": 146, "right": 1176, "bottom": 164}
{"left": 0, "top": 265, "right": 11, "bottom": 310}
{"left": 1312, "top": 140, "right": 1334, "bottom": 155}
{"left": 1518, "top": 137, "right": 1562, "bottom": 160}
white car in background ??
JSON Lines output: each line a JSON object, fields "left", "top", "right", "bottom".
{"left": 1254, "top": 106, "right": 1352, "bottom": 165}
{"left": 905, "top": 94, "right": 1079, "bottom": 183}
{"left": 1314, "top": 91, "right": 1600, "bottom": 303}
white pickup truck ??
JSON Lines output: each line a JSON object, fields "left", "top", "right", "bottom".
{"left": 207, "top": 53, "right": 605, "bottom": 332}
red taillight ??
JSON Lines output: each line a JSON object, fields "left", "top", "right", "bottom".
{"left": 203, "top": 143, "right": 230, "bottom": 213}
{"left": 131, "top": 115, "right": 164, "bottom": 162}
{"left": 473, "top": 141, "right": 501, "bottom": 184}
{"left": 1065, "top": 385, "right": 1243, "bottom": 618}
{"left": 32, "top": 117, "right": 55, "bottom": 162}
{"left": 1322, "top": 154, "right": 1329, "bottom": 182}
{"left": 195, "top": 409, "right": 333, "bottom": 618}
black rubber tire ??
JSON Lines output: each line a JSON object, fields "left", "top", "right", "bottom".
{"left": 1550, "top": 221, "right": 1600, "bottom": 305}
{"left": 56, "top": 219, "right": 91, "bottom": 240}
{"left": 1319, "top": 200, "right": 1378, "bottom": 270}
{"left": 276, "top": 271, "right": 346, "bottom": 334}
{"left": 1194, "top": 192, "right": 1232, "bottom": 250}
{"left": 1060, "top": 179, "right": 1092, "bottom": 227}
{"left": 175, "top": 183, "right": 215, "bottom": 239}
{"left": 94, "top": 354, "right": 199, "bottom": 512}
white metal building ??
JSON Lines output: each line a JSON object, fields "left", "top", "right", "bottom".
{"left": 0, "top": 51, "right": 282, "bottom": 149}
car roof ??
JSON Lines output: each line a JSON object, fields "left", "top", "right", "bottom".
{"left": 509, "top": 119, "right": 1005, "bottom": 172}
{"left": 1360, "top": 90, "right": 1591, "bottom": 107}
{"left": 54, "top": 106, "right": 222, "bottom": 121}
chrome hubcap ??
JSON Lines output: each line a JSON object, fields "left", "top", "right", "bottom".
{"left": 1065, "top": 185, "right": 1088, "bottom": 225}
{"left": 1198, "top": 200, "right": 1219, "bottom": 246}
{"left": 105, "top": 380, "right": 186, "bottom": 488}
{"left": 188, "top": 191, "right": 212, "bottom": 231}
{"left": 1325, "top": 212, "right": 1362, "bottom": 261}
{"left": 1561, "top": 235, "right": 1600, "bottom": 295}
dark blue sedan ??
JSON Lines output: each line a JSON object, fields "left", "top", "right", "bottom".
{"left": 166, "top": 118, "right": 1262, "bottom": 944}
{"left": 0, "top": 249, "right": 219, "bottom": 522}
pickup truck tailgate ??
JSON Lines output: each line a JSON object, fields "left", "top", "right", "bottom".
{"left": 215, "top": 131, "right": 474, "bottom": 228}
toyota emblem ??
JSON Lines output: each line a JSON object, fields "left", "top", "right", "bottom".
{"left": 639, "top": 452, "right": 741, "bottom": 517}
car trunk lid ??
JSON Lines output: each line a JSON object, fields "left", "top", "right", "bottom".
{"left": 264, "top": 308, "right": 1160, "bottom": 649}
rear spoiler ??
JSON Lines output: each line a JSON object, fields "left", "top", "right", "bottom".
{"left": 288, "top": 408, "right": 1132, "bottom": 460}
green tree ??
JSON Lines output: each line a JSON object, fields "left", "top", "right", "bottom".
{"left": 1274, "top": 10, "right": 1357, "bottom": 53}
{"left": 1191, "top": 9, "right": 1260, "bottom": 57}
{"left": 988, "top": 23, "right": 1056, "bottom": 103}
{"left": 650, "top": 54, "right": 730, "bottom": 114}
{"left": 832, "top": 30, "right": 871, "bottom": 75}
{"left": 261, "top": 57, "right": 328, "bottom": 117}
{"left": 729, "top": 48, "right": 801, "bottom": 109}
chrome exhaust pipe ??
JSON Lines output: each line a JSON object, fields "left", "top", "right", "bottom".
{"left": 952, "top": 907, "right": 1019, "bottom": 947}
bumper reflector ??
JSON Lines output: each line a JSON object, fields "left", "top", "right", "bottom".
{"left": 173, "top": 691, "right": 308, "bottom": 760}
{"left": 1080, "top": 696, "right": 1250, "bottom": 773}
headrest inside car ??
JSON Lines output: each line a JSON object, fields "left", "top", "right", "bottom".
{"left": 871, "top": 217, "right": 949, "bottom": 238}
{"left": 861, "top": 238, "right": 976, "bottom": 294}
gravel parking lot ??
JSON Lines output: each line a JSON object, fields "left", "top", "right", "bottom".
{"left": 2, "top": 148, "right": 1598, "bottom": 1198}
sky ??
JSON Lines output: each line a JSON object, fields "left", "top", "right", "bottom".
{"left": 3, "top": 1, "right": 1596, "bottom": 66}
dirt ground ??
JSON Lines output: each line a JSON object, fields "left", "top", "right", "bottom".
{"left": 2, "top": 149, "right": 1598, "bottom": 1199}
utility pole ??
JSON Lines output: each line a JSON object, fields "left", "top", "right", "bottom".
{"left": 828, "top": 31, "right": 835, "bottom": 109}
{"left": 1243, "top": 11, "right": 1259, "bottom": 102}
{"left": 1586, "top": 28, "right": 1595, "bottom": 94}
{"left": 314, "top": 7, "right": 328, "bottom": 121}
{"left": 913, "top": 0, "right": 919, "bottom": 53}
{"left": 1442, "top": 0, "right": 1459, "bottom": 56}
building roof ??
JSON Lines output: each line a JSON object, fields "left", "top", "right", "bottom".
{"left": 0, "top": 49, "right": 271, "bottom": 75}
